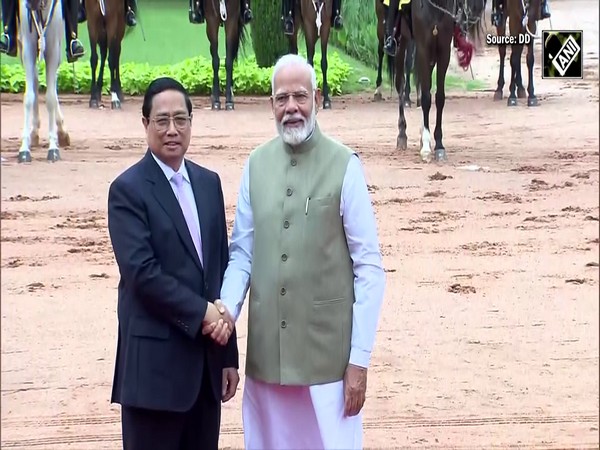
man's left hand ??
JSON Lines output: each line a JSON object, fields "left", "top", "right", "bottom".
{"left": 343, "top": 363, "right": 367, "bottom": 417}
{"left": 222, "top": 367, "right": 239, "bottom": 403}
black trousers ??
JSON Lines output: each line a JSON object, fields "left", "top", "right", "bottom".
{"left": 1, "top": 0, "right": 16, "bottom": 36}
{"left": 63, "top": 0, "right": 80, "bottom": 44}
{"left": 121, "top": 369, "right": 221, "bottom": 450}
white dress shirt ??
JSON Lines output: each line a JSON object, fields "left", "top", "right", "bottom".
{"left": 151, "top": 152, "right": 203, "bottom": 267}
{"left": 220, "top": 152, "right": 386, "bottom": 369}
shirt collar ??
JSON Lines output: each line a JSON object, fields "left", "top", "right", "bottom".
{"left": 151, "top": 152, "right": 190, "bottom": 184}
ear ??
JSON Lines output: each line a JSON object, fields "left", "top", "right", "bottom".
{"left": 142, "top": 116, "right": 149, "bottom": 131}
{"left": 314, "top": 88, "right": 322, "bottom": 111}
{"left": 269, "top": 95, "right": 274, "bottom": 111}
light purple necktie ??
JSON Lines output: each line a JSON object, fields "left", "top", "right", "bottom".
{"left": 171, "top": 172, "right": 203, "bottom": 267}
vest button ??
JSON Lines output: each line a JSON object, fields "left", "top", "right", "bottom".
{"left": 286, "top": 188, "right": 292, "bottom": 196}
{"left": 281, "top": 254, "right": 287, "bottom": 261}
{"left": 281, "top": 320, "right": 287, "bottom": 328}
{"left": 291, "top": 159, "right": 297, "bottom": 166}
{"left": 280, "top": 287, "right": 286, "bottom": 295}
{"left": 283, "top": 220, "right": 289, "bottom": 229}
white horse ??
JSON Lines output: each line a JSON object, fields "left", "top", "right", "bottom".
{"left": 18, "top": 0, "right": 70, "bottom": 163}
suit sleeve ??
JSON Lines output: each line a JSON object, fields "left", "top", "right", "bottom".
{"left": 107, "top": 177, "right": 208, "bottom": 339}
{"left": 216, "top": 174, "right": 240, "bottom": 369}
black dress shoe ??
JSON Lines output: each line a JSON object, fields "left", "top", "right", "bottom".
{"left": 243, "top": 8, "right": 252, "bottom": 24}
{"left": 0, "top": 34, "right": 17, "bottom": 56}
{"left": 333, "top": 14, "right": 343, "bottom": 29}
{"left": 383, "top": 35, "right": 396, "bottom": 56}
{"left": 540, "top": 1, "right": 551, "bottom": 19}
{"left": 283, "top": 17, "right": 294, "bottom": 35}
{"left": 67, "top": 39, "right": 85, "bottom": 63}
{"left": 189, "top": 9, "right": 204, "bottom": 24}
{"left": 126, "top": 9, "right": 136, "bottom": 26}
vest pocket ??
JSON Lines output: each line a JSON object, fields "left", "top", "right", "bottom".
{"left": 309, "top": 298, "right": 346, "bottom": 379}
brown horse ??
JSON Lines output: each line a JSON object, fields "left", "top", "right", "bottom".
{"left": 288, "top": 0, "right": 334, "bottom": 109}
{"left": 505, "top": 0, "right": 540, "bottom": 106}
{"left": 85, "top": 0, "right": 130, "bottom": 109}
{"left": 374, "top": 0, "right": 419, "bottom": 106}
{"left": 204, "top": 0, "right": 248, "bottom": 110}
{"left": 492, "top": 2, "right": 525, "bottom": 101}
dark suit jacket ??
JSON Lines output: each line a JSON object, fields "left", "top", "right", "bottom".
{"left": 107, "top": 149, "right": 238, "bottom": 413}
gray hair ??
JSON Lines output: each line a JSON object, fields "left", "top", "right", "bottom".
{"left": 271, "top": 54, "right": 318, "bottom": 95}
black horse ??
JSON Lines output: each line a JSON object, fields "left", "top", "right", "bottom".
{"left": 387, "top": 0, "right": 484, "bottom": 162}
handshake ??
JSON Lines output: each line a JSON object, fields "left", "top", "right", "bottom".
{"left": 201, "top": 300, "right": 235, "bottom": 345}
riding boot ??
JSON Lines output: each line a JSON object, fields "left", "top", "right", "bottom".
{"left": 540, "top": 0, "right": 550, "bottom": 19}
{"left": 491, "top": 0, "right": 503, "bottom": 26}
{"left": 242, "top": 0, "right": 252, "bottom": 24}
{"left": 125, "top": 0, "right": 136, "bottom": 26}
{"left": 332, "top": 0, "right": 343, "bottom": 29}
{"left": 383, "top": 0, "right": 400, "bottom": 56}
{"left": 0, "top": 0, "right": 17, "bottom": 56}
{"left": 282, "top": 0, "right": 294, "bottom": 35}
{"left": 189, "top": 0, "right": 204, "bottom": 24}
{"left": 63, "top": 0, "right": 85, "bottom": 62}
{"left": 78, "top": 0, "right": 86, "bottom": 23}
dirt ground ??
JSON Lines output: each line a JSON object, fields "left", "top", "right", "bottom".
{"left": 1, "top": 0, "right": 598, "bottom": 448}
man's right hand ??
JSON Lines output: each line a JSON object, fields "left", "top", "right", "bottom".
{"left": 201, "top": 300, "right": 234, "bottom": 345}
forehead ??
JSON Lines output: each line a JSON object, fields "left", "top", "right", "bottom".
{"left": 151, "top": 90, "right": 188, "bottom": 115}
{"left": 273, "top": 65, "right": 312, "bottom": 94}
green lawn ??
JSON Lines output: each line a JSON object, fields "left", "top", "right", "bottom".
{"left": 1, "top": 0, "right": 484, "bottom": 94}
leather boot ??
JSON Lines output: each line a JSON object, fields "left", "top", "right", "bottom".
{"left": 189, "top": 0, "right": 204, "bottom": 23}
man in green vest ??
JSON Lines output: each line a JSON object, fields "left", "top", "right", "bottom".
{"left": 203, "top": 53, "right": 386, "bottom": 448}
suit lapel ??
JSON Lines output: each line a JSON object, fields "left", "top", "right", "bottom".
{"left": 144, "top": 153, "right": 204, "bottom": 273}
{"left": 187, "top": 162, "right": 211, "bottom": 273}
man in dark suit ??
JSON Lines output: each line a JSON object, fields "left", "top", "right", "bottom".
{"left": 107, "top": 76, "right": 238, "bottom": 450}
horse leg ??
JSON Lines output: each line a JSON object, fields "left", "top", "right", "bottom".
{"left": 45, "top": 39, "right": 62, "bottom": 161}
{"left": 525, "top": 40, "right": 537, "bottom": 106}
{"left": 417, "top": 50, "right": 433, "bottom": 162}
{"left": 89, "top": 39, "right": 99, "bottom": 108}
{"left": 97, "top": 37, "right": 108, "bottom": 105}
{"left": 395, "top": 38, "right": 408, "bottom": 151}
{"left": 494, "top": 39, "right": 506, "bottom": 100}
{"left": 403, "top": 39, "right": 414, "bottom": 108}
{"left": 320, "top": 25, "right": 331, "bottom": 109}
{"left": 374, "top": 32, "right": 384, "bottom": 101}
{"left": 507, "top": 43, "right": 521, "bottom": 106}
{"left": 206, "top": 19, "right": 221, "bottom": 110}
{"left": 18, "top": 38, "right": 37, "bottom": 163}
{"left": 108, "top": 40, "right": 122, "bottom": 109}
{"left": 433, "top": 42, "right": 450, "bottom": 162}
{"left": 224, "top": 24, "right": 235, "bottom": 110}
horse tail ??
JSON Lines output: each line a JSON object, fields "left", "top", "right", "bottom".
{"left": 232, "top": 9, "right": 248, "bottom": 62}
{"left": 385, "top": 52, "right": 395, "bottom": 91}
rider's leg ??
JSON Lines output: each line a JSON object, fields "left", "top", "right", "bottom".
{"left": 189, "top": 0, "right": 204, "bottom": 24}
{"left": 540, "top": 0, "right": 550, "bottom": 19}
{"left": 63, "top": 0, "right": 85, "bottom": 63}
{"left": 491, "top": 0, "right": 503, "bottom": 27}
{"left": 0, "top": 0, "right": 17, "bottom": 56}
{"left": 383, "top": 0, "right": 400, "bottom": 56}
{"left": 332, "top": 0, "right": 343, "bottom": 29}
{"left": 282, "top": 0, "right": 294, "bottom": 35}
{"left": 125, "top": 0, "right": 136, "bottom": 26}
{"left": 241, "top": 0, "right": 252, "bottom": 24}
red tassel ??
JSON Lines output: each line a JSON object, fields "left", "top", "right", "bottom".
{"left": 453, "top": 25, "right": 474, "bottom": 70}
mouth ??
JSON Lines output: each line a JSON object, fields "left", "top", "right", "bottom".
{"left": 283, "top": 118, "right": 305, "bottom": 128}
{"left": 164, "top": 141, "right": 180, "bottom": 149}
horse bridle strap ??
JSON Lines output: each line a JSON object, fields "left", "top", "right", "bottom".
{"left": 28, "top": 0, "right": 58, "bottom": 61}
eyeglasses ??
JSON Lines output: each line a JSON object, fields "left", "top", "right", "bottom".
{"left": 273, "top": 91, "right": 311, "bottom": 107}
{"left": 150, "top": 115, "right": 191, "bottom": 132}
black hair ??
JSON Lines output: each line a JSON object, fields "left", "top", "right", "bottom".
{"left": 142, "top": 77, "right": 193, "bottom": 119}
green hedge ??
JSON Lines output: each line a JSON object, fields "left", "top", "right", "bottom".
{"left": 330, "top": 0, "right": 379, "bottom": 69}
{"left": 0, "top": 53, "right": 351, "bottom": 95}
{"left": 251, "top": 0, "right": 289, "bottom": 67}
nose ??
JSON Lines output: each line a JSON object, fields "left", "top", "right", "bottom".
{"left": 166, "top": 118, "right": 178, "bottom": 135}
{"left": 284, "top": 97, "right": 299, "bottom": 114}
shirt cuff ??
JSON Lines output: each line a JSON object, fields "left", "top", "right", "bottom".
{"left": 349, "top": 347, "right": 371, "bottom": 369}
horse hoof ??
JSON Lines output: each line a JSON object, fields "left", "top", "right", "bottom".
{"left": 58, "top": 131, "right": 70, "bottom": 147}
{"left": 396, "top": 136, "right": 408, "bottom": 151}
{"left": 517, "top": 88, "right": 527, "bottom": 99}
{"left": 434, "top": 148, "right": 447, "bottom": 162}
{"left": 323, "top": 100, "right": 331, "bottom": 109}
{"left": 420, "top": 151, "right": 432, "bottom": 163}
{"left": 507, "top": 97, "right": 517, "bottom": 107}
{"left": 89, "top": 99, "right": 99, "bottom": 109}
{"left": 18, "top": 151, "right": 32, "bottom": 163}
{"left": 527, "top": 96, "right": 539, "bottom": 107}
{"left": 225, "top": 102, "right": 234, "bottom": 111}
{"left": 493, "top": 90, "right": 503, "bottom": 101}
{"left": 47, "top": 149, "right": 61, "bottom": 162}
{"left": 212, "top": 102, "right": 221, "bottom": 111}
{"left": 111, "top": 100, "right": 122, "bottom": 110}
{"left": 374, "top": 92, "right": 383, "bottom": 102}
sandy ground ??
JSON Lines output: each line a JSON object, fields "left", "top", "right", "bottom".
{"left": 1, "top": 0, "right": 599, "bottom": 448}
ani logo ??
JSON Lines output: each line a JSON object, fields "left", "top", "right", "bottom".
{"left": 542, "top": 30, "right": 583, "bottom": 79}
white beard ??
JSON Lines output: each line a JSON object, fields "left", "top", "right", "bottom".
{"left": 276, "top": 104, "right": 316, "bottom": 146}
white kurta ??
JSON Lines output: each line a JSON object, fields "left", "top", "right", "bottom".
{"left": 221, "top": 150, "right": 386, "bottom": 449}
